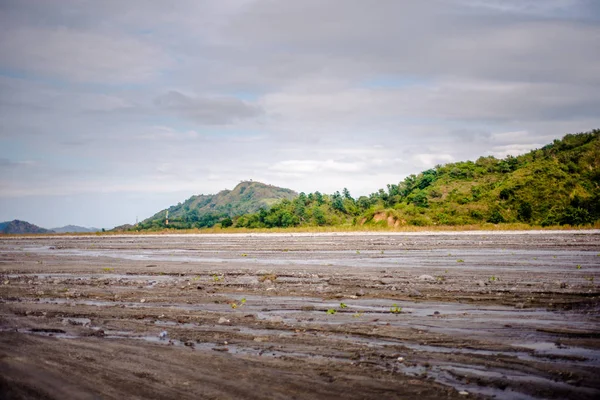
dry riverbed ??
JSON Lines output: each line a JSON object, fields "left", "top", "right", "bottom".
{"left": 1, "top": 231, "right": 599, "bottom": 399}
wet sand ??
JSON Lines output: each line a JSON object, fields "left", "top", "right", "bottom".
{"left": 1, "top": 231, "right": 599, "bottom": 399}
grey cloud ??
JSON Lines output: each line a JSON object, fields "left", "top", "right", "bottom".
{"left": 154, "top": 91, "right": 262, "bottom": 124}
{"left": 0, "top": 158, "right": 18, "bottom": 168}
{"left": 0, "top": 25, "right": 168, "bottom": 83}
{"left": 218, "top": 0, "right": 600, "bottom": 88}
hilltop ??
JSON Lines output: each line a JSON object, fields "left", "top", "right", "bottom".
{"left": 0, "top": 220, "right": 54, "bottom": 234}
{"left": 135, "top": 181, "right": 297, "bottom": 230}
{"left": 234, "top": 130, "right": 600, "bottom": 228}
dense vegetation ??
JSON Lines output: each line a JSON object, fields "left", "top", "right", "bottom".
{"left": 131, "top": 130, "right": 600, "bottom": 231}
{"left": 135, "top": 181, "right": 297, "bottom": 230}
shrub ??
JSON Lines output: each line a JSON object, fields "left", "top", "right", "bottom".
{"left": 487, "top": 209, "right": 506, "bottom": 224}
{"left": 517, "top": 202, "right": 533, "bottom": 222}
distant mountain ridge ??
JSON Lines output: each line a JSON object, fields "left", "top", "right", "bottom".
{"left": 136, "top": 181, "right": 297, "bottom": 230}
{"left": 0, "top": 220, "right": 54, "bottom": 234}
{"left": 52, "top": 225, "right": 100, "bottom": 233}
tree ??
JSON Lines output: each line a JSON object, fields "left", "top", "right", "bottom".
{"left": 487, "top": 209, "right": 505, "bottom": 224}
{"left": 332, "top": 191, "right": 346, "bottom": 212}
{"left": 294, "top": 200, "right": 306, "bottom": 220}
{"left": 517, "top": 202, "right": 533, "bottom": 222}
{"left": 560, "top": 207, "right": 592, "bottom": 226}
{"left": 280, "top": 211, "right": 298, "bottom": 227}
{"left": 298, "top": 192, "right": 308, "bottom": 205}
{"left": 410, "top": 191, "right": 429, "bottom": 208}
{"left": 342, "top": 187, "right": 352, "bottom": 200}
{"left": 314, "top": 191, "right": 324, "bottom": 205}
{"left": 220, "top": 217, "right": 233, "bottom": 228}
{"left": 499, "top": 188, "right": 513, "bottom": 200}
{"left": 313, "top": 206, "right": 326, "bottom": 225}
{"left": 357, "top": 196, "right": 371, "bottom": 210}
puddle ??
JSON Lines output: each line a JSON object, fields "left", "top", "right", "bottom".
{"left": 516, "top": 341, "right": 600, "bottom": 363}
{"left": 397, "top": 360, "right": 598, "bottom": 400}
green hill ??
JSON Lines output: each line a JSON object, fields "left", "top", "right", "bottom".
{"left": 136, "top": 181, "right": 297, "bottom": 230}
{"left": 234, "top": 130, "right": 600, "bottom": 228}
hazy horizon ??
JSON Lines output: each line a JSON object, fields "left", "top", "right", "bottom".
{"left": 1, "top": 0, "right": 599, "bottom": 228}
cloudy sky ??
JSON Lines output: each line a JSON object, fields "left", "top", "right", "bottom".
{"left": 1, "top": 0, "right": 599, "bottom": 229}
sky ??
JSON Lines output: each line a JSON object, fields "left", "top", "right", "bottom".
{"left": 1, "top": 0, "right": 599, "bottom": 229}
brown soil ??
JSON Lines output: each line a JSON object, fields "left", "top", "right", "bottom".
{"left": 1, "top": 231, "right": 599, "bottom": 399}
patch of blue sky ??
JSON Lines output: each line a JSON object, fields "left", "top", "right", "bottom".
{"left": 230, "top": 90, "right": 263, "bottom": 101}
{"left": 202, "top": 128, "right": 264, "bottom": 138}
{"left": 75, "top": 79, "right": 153, "bottom": 92}
{"left": 0, "top": 67, "right": 148, "bottom": 93}
{"left": 0, "top": 136, "right": 95, "bottom": 167}
{"left": 360, "top": 75, "right": 431, "bottom": 89}
{"left": 0, "top": 68, "right": 71, "bottom": 89}
{"left": 145, "top": 116, "right": 194, "bottom": 131}
{"left": 0, "top": 68, "right": 30, "bottom": 80}
{"left": 142, "top": 116, "right": 263, "bottom": 139}
{"left": 0, "top": 139, "right": 28, "bottom": 162}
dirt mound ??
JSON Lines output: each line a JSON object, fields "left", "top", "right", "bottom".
{"left": 372, "top": 212, "right": 400, "bottom": 227}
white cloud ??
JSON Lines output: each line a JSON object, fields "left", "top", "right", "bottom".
{"left": 412, "top": 154, "right": 455, "bottom": 168}
{"left": 269, "top": 160, "right": 366, "bottom": 175}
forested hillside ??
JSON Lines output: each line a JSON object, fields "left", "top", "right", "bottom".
{"left": 129, "top": 130, "right": 599, "bottom": 231}
{"left": 136, "top": 181, "right": 297, "bottom": 230}
{"left": 234, "top": 130, "right": 599, "bottom": 228}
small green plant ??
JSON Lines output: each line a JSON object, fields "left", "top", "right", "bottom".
{"left": 259, "top": 273, "right": 277, "bottom": 282}
{"left": 436, "top": 276, "right": 445, "bottom": 282}
{"left": 230, "top": 297, "right": 247, "bottom": 309}
{"left": 585, "top": 276, "right": 594, "bottom": 282}
{"left": 390, "top": 304, "right": 402, "bottom": 314}
{"left": 356, "top": 250, "right": 361, "bottom": 254}
{"left": 340, "top": 303, "right": 348, "bottom": 309}
{"left": 352, "top": 312, "right": 363, "bottom": 318}
{"left": 102, "top": 267, "right": 114, "bottom": 272}
{"left": 489, "top": 276, "right": 498, "bottom": 282}
{"left": 192, "top": 275, "right": 201, "bottom": 281}
{"left": 326, "top": 308, "right": 337, "bottom": 315}
{"left": 576, "top": 265, "right": 582, "bottom": 270}
{"left": 212, "top": 274, "right": 222, "bottom": 282}
{"left": 456, "top": 259, "right": 464, "bottom": 263}
{"left": 241, "top": 253, "right": 248, "bottom": 257}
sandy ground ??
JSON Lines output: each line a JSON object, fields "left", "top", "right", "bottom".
{"left": 1, "top": 231, "right": 599, "bottom": 399}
